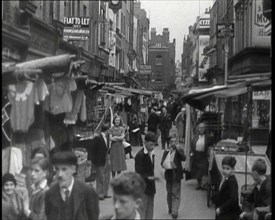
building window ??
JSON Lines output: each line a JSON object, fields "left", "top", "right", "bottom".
{"left": 83, "top": 4, "right": 87, "bottom": 17}
{"left": 155, "top": 73, "right": 162, "bottom": 82}
{"left": 77, "top": 0, "right": 80, "bottom": 16}
{"left": 156, "top": 56, "right": 163, "bottom": 65}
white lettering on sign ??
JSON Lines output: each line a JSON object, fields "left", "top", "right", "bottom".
{"left": 199, "top": 18, "right": 210, "bottom": 27}
{"left": 63, "top": 17, "right": 90, "bottom": 26}
{"left": 253, "top": 90, "right": 271, "bottom": 100}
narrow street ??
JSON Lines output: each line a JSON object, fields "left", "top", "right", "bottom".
{"left": 98, "top": 126, "right": 215, "bottom": 219}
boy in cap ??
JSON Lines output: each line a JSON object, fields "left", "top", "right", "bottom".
{"left": 45, "top": 150, "right": 99, "bottom": 220}
{"left": 213, "top": 156, "right": 241, "bottom": 220}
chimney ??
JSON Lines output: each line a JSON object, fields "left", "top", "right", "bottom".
{"left": 151, "top": 27, "right": 156, "bottom": 43}
{"left": 162, "top": 27, "right": 170, "bottom": 44}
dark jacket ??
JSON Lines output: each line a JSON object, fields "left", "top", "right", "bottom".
{"left": 45, "top": 180, "right": 99, "bottom": 220}
{"left": 147, "top": 112, "right": 159, "bottom": 133}
{"left": 135, "top": 148, "right": 156, "bottom": 196}
{"left": 213, "top": 175, "right": 241, "bottom": 220}
{"left": 161, "top": 148, "right": 186, "bottom": 182}
{"left": 159, "top": 113, "right": 172, "bottom": 132}
{"left": 247, "top": 176, "right": 271, "bottom": 211}
{"left": 91, "top": 133, "right": 109, "bottom": 166}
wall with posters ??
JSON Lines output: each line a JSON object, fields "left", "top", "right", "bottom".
{"left": 251, "top": 0, "right": 271, "bottom": 47}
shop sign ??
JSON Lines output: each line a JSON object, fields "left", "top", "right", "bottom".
{"left": 139, "top": 65, "right": 151, "bottom": 75}
{"left": 63, "top": 17, "right": 90, "bottom": 41}
{"left": 198, "top": 36, "right": 209, "bottom": 82}
{"left": 252, "top": 90, "right": 271, "bottom": 100}
{"left": 2, "top": 46, "right": 22, "bottom": 61}
{"left": 197, "top": 18, "right": 210, "bottom": 29}
{"left": 252, "top": 0, "right": 270, "bottom": 47}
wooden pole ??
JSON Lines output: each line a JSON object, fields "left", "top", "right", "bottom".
{"left": 16, "top": 54, "right": 75, "bottom": 74}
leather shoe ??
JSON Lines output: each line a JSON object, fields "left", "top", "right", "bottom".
{"left": 104, "top": 195, "right": 112, "bottom": 199}
{"left": 172, "top": 214, "right": 178, "bottom": 219}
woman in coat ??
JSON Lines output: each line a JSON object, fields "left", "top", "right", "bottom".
{"left": 2, "top": 173, "right": 26, "bottom": 220}
{"left": 174, "top": 107, "right": 186, "bottom": 143}
{"left": 190, "top": 122, "right": 213, "bottom": 190}
{"left": 109, "top": 115, "right": 127, "bottom": 178}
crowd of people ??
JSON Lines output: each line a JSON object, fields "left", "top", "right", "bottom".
{"left": 2, "top": 97, "right": 271, "bottom": 220}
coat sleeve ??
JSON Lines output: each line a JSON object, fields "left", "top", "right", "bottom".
{"left": 44, "top": 190, "right": 51, "bottom": 220}
{"left": 86, "top": 187, "right": 99, "bottom": 220}
{"left": 219, "top": 178, "right": 240, "bottom": 215}
{"left": 135, "top": 153, "right": 149, "bottom": 180}
{"left": 29, "top": 190, "right": 48, "bottom": 220}
{"left": 177, "top": 148, "right": 186, "bottom": 161}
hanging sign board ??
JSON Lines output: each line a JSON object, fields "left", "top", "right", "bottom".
{"left": 63, "top": 17, "right": 90, "bottom": 41}
{"left": 252, "top": 90, "right": 271, "bottom": 100}
{"left": 216, "top": 23, "right": 234, "bottom": 38}
{"left": 139, "top": 65, "right": 152, "bottom": 75}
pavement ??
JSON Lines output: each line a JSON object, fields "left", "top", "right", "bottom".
{"left": 96, "top": 126, "right": 216, "bottom": 219}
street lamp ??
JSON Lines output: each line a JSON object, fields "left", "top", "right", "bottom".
{"left": 216, "top": 23, "right": 234, "bottom": 85}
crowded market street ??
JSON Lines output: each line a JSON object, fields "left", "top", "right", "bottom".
{"left": 98, "top": 127, "right": 215, "bottom": 219}
{"left": 2, "top": 0, "right": 271, "bottom": 220}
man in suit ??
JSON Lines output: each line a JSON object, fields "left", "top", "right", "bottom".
{"left": 91, "top": 123, "right": 111, "bottom": 200}
{"left": 135, "top": 132, "right": 159, "bottom": 219}
{"left": 159, "top": 107, "right": 172, "bottom": 149}
{"left": 45, "top": 150, "right": 99, "bottom": 220}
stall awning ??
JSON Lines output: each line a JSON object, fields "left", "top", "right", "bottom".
{"left": 182, "top": 78, "right": 271, "bottom": 110}
{"left": 113, "top": 85, "right": 153, "bottom": 96}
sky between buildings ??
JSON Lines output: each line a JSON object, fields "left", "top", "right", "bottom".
{"left": 140, "top": 0, "right": 214, "bottom": 62}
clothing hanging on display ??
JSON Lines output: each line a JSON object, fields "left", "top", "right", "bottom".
{"left": 45, "top": 76, "right": 77, "bottom": 115}
{"left": 7, "top": 79, "right": 49, "bottom": 132}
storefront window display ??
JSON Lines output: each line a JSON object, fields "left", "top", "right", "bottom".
{"left": 252, "top": 90, "right": 271, "bottom": 129}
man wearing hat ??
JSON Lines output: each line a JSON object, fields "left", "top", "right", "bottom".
{"left": 45, "top": 150, "right": 99, "bottom": 220}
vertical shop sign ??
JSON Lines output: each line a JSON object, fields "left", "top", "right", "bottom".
{"left": 198, "top": 35, "right": 209, "bottom": 82}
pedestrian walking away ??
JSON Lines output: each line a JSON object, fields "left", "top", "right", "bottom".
{"left": 159, "top": 107, "right": 172, "bottom": 149}
{"left": 174, "top": 107, "right": 186, "bottom": 144}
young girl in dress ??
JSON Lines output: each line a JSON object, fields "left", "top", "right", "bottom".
{"left": 24, "top": 157, "right": 49, "bottom": 220}
{"left": 214, "top": 156, "right": 241, "bottom": 220}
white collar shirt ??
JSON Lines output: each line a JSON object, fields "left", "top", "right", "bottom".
{"left": 101, "top": 132, "right": 108, "bottom": 147}
{"left": 143, "top": 146, "right": 155, "bottom": 163}
{"left": 60, "top": 177, "right": 74, "bottom": 201}
{"left": 31, "top": 179, "right": 48, "bottom": 195}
